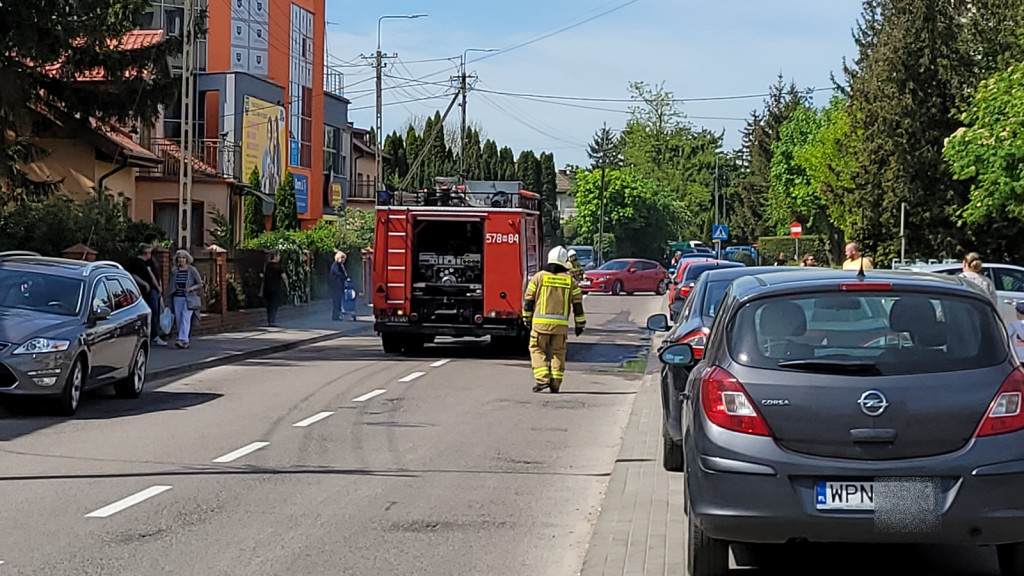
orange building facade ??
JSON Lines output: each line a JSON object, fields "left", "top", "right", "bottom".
{"left": 142, "top": 0, "right": 348, "bottom": 235}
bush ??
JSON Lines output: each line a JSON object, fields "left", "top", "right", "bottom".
{"left": 0, "top": 192, "right": 164, "bottom": 261}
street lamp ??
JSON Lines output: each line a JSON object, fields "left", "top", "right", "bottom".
{"left": 375, "top": 14, "right": 427, "bottom": 191}
{"left": 459, "top": 48, "right": 497, "bottom": 177}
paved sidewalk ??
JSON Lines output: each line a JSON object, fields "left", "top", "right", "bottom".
{"left": 149, "top": 301, "right": 375, "bottom": 381}
{"left": 580, "top": 333, "right": 688, "bottom": 576}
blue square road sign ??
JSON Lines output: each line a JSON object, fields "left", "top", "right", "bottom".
{"left": 712, "top": 224, "right": 729, "bottom": 241}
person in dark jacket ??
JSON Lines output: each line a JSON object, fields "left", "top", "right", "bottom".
{"left": 260, "top": 250, "right": 288, "bottom": 326}
{"left": 329, "top": 250, "right": 349, "bottom": 321}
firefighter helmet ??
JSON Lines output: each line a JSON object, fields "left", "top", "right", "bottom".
{"left": 567, "top": 249, "right": 577, "bottom": 260}
{"left": 547, "top": 246, "right": 569, "bottom": 267}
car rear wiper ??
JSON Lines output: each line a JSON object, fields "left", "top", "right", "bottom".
{"left": 776, "top": 359, "right": 882, "bottom": 376}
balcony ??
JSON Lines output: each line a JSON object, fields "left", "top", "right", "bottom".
{"left": 138, "top": 138, "right": 243, "bottom": 181}
{"left": 351, "top": 179, "right": 377, "bottom": 201}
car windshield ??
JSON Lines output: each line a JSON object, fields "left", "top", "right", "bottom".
{"left": 572, "top": 247, "right": 593, "bottom": 261}
{"left": 683, "top": 263, "right": 737, "bottom": 281}
{"left": 728, "top": 292, "right": 1006, "bottom": 376}
{"left": 597, "top": 261, "right": 630, "bottom": 271}
{"left": 0, "top": 268, "right": 85, "bottom": 317}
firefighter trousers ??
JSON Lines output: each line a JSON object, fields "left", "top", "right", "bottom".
{"left": 529, "top": 330, "right": 567, "bottom": 391}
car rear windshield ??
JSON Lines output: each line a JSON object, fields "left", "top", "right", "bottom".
{"left": 684, "top": 263, "right": 737, "bottom": 282}
{"left": 702, "top": 280, "right": 731, "bottom": 322}
{"left": 727, "top": 292, "right": 1007, "bottom": 375}
{"left": 0, "top": 269, "right": 85, "bottom": 317}
{"left": 597, "top": 261, "right": 629, "bottom": 271}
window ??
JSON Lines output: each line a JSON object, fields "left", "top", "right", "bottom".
{"left": 728, "top": 293, "right": 1006, "bottom": 376}
{"left": 153, "top": 201, "right": 205, "bottom": 248}
{"left": 105, "top": 279, "right": 131, "bottom": 311}
{"left": 0, "top": 270, "right": 84, "bottom": 317}
{"left": 93, "top": 281, "right": 113, "bottom": 311}
{"left": 120, "top": 277, "right": 142, "bottom": 306}
{"left": 289, "top": 3, "right": 314, "bottom": 168}
{"left": 993, "top": 268, "right": 1024, "bottom": 292}
{"left": 140, "top": 0, "right": 207, "bottom": 73}
{"left": 323, "top": 125, "right": 340, "bottom": 175}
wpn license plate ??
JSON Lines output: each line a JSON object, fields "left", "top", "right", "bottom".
{"left": 815, "top": 481, "right": 874, "bottom": 511}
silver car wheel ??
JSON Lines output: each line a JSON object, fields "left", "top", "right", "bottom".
{"left": 133, "top": 349, "right": 147, "bottom": 393}
{"left": 69, "top": 362, "right": 82, "bottom": 411}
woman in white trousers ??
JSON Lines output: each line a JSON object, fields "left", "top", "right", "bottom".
{"left": 168, "top": 249, "right": 204, "bottom": 349}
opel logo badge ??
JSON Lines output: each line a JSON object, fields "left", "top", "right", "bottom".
{"left": 858, "top": 390, "right": 889, "bottom": 417}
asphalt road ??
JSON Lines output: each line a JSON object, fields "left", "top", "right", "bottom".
{"left": 0, "top": 293, "right": 660, "bottom": 576}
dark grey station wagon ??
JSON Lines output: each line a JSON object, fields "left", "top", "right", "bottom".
{"left": 656, "top": 268, "right": 1024, "bottom": 576}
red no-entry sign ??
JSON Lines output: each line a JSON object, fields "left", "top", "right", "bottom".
{"left": 790, "top": 222, "right": 803, "bottom": 238}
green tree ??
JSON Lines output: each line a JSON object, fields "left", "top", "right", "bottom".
{"left": 732, "top": 76, "right": 809, "bottom": 244}
{"left": 587, "top": 123, "right": 622, "bottom": 262}
{"left": 539, "top": 152, "right": 559, "bottom": 244}
{"left": 481, "top": 139, "right": 499, "bottom": 180}
{"left": 244, "top": 167, "right": 266, "bottom": 241}
{"left": 273, "top": 172, "right": 300, "bottom": 231}
{"left": 945, "top": 58, "right": 1024, "bottom": 225}
{"left": 571, "top": 168, "right": 681, "bottom": 259}
{"left": 766, "top": 104, "right": 819, "bottom": 234}
{"left": 498, "top": 146, "right": 516, "bottom": 180}
{"left": 1, "top": 0, "right": 185, "bottom": 201}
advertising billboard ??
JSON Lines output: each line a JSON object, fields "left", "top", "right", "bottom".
{"left": 241, "top": 95, "right": 286, "bottom": 201}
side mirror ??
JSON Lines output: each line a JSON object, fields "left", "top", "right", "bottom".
{"left": 659, "top": 343, "right": 696, "bottom": 367}
{"left": 92, "top": 305, "right": 112, "bottom": 321}
{"left": 628, "top": 268, "right": 637, "bottom": 274}
{"left": 646, "top": 313, "right": 670, "bottom": 332}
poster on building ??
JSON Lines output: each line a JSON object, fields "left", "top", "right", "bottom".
{"left": 241, "top": 95, "right": 286, "bottom": 202}
{"left": 293, "top": 173, "right": 309, "bottom": 214}
{"left": 230, "top": 0, "right": 268, "bottom": 76}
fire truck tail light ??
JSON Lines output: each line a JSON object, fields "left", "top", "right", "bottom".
{"left": 474, "top": 314, "right": 484, "bottom": 324}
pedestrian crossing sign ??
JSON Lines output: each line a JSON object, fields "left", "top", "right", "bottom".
{"left": 712, "top": 224, "right": 729, "bottom": 241}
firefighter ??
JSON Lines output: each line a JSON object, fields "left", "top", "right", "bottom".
{"left": 522, "top": 246, "right": 586, "bottom": 393}
{"left": 567, "top": 249, "right": 585, "bottom": 283}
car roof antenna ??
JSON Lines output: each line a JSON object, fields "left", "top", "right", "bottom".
{"left": 857, "top": 255, "right": 866, "bottom": 280}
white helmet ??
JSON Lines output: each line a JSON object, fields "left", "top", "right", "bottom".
{"left": 547, "top": 246, "right": 569, "bottom": 267}
{"left": 567, "top": 249, "right": 577, "bottom": 259}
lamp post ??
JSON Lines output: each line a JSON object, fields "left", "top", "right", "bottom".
{"left": 375, "top": 14, "right": 427, "bottom": 191}
{"left": 458, "top": 48, "right": 496, "bottom": 178}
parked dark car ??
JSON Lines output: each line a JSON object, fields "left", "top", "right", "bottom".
{"left": 668, "top": 260, "right": 744, "bottom": 319}
{"left": 655, "top": 268, "right": 1024, "bottom": 576}
{"left": 0, "top": 252, "right": 151, "bottom": 415}
{"left": 649, "top": 266, "right": 818, "bottom": 471}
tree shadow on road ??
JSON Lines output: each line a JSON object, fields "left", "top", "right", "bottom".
{"left": 0, "top": 390, "right": 221, "bottom": 442}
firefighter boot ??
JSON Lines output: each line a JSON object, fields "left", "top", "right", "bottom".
{"left": 529, "top": 332, "right": 551, "bottom": 392}
{"left": 549, "top": 333, "right": 568, "bottom": 393}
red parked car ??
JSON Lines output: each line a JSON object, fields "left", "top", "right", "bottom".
{"left": 581, "top": 258, "right": 669, "bottom": 295}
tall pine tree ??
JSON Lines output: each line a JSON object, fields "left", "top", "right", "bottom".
{"left": 244, "top": 167, "right": 266, "bottom": 240}
{"left": 273, "top": 172, "right": 299, "bottom": 231}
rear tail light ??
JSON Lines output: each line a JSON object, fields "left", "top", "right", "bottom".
{"left": 701, "top": 367, "right": 772, "bottom": 436}
{"left": 840, "top": 282, "right": 892, "bottom": 291}
{"left": 678, "top": 284, "right": 693, "bottom": 299}
{"left": 676, "top": 327, "right": 710, "bottom": 359}
{"left": 975, "top": 368, "right": 1024, "bottom": 437}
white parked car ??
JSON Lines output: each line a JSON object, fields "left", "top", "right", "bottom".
{"left": 899, "top": 262, "right": 1024, "bottom": 325}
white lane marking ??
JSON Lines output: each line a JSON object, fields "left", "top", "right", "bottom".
{"left": 352, "top": 389, "right": 387, "bottom": 402}
{"left": 212, "top": 441, "right": 270, "bottom": 463}
{"left": 429, "top": 359, "right": 450, "bottom": 367}
{"left": 292, "top": 411, "right": 334, "bottom": 427}
{"left": 85, "top": 485, "right": 172, "bottom": 518}
{"left": 399, "top": 371, "right": 426, "bottom": 383}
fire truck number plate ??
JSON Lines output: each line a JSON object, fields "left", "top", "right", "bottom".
{"left": 486, "top": 233, "right": 520, "bottom": 244}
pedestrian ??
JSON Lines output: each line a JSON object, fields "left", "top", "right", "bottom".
{"left": 959, "top": 252, "right": 998, "bottom": 305}
{"left": 260, "top": 250, "right": 288, "bottom": 326}
{"left": 523, "top": 246, "right": 586, "bottom": 394}
{"left": 842, "top": 242, "right": 874, "bottom": 270}
{"left": 1008, "top": 302, "right": 1024, "bottom": 361}
{"left": 567, "top": 249, "right": 585, "bottom": 283}
{"left": 774, "top": 252, "right": 788, "bottom": 266}
{"left": 126, "top": 243, "right": 168, "bottom": 346}
{"left": 800, "top": 253, "right": 817, "bottom": 267}
{"left": 329, "top": 250, "right": 349, "bottom": 321}
{"left": 167, "top": 249, "right": 203, "bottom": 349}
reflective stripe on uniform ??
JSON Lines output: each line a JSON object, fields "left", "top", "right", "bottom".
{"left": 574, "top": 315, "right": 586, "bottom": 323}
{"left": 533, "top": 366, "right": 550, "bottom": 376}
{"left": 533, "top": 315, "right": 569, "bottom": 326}
{"left": 542, "top": 275, "right": 572, "bottom": 289}
{"left": 551, "top": 371, "right": 564, "bottom": 379}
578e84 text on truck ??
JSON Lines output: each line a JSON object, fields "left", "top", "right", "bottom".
{"left": 371, "top": 178, "right": 544, "bottom": 354}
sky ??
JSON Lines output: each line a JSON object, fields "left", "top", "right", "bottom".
{"left": 325, "top": 0, "right": 866, "bottom": 168}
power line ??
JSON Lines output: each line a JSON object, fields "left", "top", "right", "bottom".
{"left": 350, "top": 94, "right": 451, "bottom": 112}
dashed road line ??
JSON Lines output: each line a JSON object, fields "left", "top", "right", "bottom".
{"left": 430, "top": 359, "right": 451, "bottom": 367}
{"left": 292, "top": 411, "right": 334, "bottom": 427}
{"left": 352, "top": 389, "right": 387, "bottom": 402}
{"left": 212, "top": 441, "right": 270, "bottom": 463}
{"left": 399, "top": 371, "right": 426, "bottom": 383}
{"left": 85, "top": 485, "right": 173, "bottom": 518}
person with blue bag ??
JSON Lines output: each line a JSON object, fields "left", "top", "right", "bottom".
{"left": 329, "top": 250, "right": 350, "bottom": 321}
{"left": 342, "top": 277, "right": 357, "bottom": 321}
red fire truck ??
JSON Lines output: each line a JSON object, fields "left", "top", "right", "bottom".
{"left": 371, "top": 178, "right": 544, "bottom": 354}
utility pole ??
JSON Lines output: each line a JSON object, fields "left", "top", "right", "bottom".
{"left": 598, "top": 164, "right": 606, "bottom": 267}
{"left": 177, "top": 0, "right": 197, "bottom": 250}
{"left": 900, "top": 202, "right": 906, "bottom": 264}
{"left": 457, "top": 48, "right": 496, "bottom": 179}
{"left": 714, "top": 154, "right": 719, "bottom": 258}
{"left": 370, "top": 14, "right": 426, "bottom": 193}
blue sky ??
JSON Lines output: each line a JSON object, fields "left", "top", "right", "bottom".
{"left": 326, "top": 0, "right": 865, "bottom": 168}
